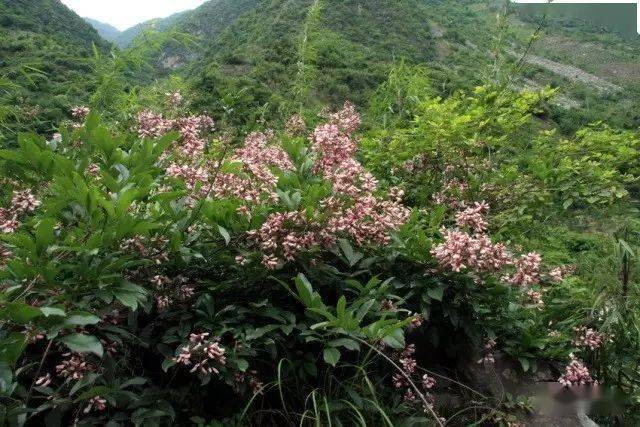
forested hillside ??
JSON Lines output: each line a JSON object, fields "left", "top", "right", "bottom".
{"left": 0, "top": 0, "right": 109, "bottom": 138}
{"left": 0, "top": 0, "right": 639, "bottom": 425}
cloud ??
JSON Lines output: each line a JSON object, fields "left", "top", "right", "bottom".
{"left": 61, "top": 0, "right": 208, "bottom": 30}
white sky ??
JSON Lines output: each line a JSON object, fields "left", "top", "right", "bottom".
{"left": 61, "top": 0, "right": 208, "bottom": 31}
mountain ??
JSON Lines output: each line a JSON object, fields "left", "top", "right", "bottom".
{"left": 114, "top": 0, "right": 639, "bottom": 131}
{"left": 165, "top": 0, "right": 436, "bottom": 126}
{"left": 84, "top": 17, "right": 121, "bottom": 43}
{"left": 115, "top": 12, "right": 188, "bottom": 48}
{"left": 113, "top": 0, "right": 260, "bottom": 50}
{"left": 0, "top": 0, "right": 109, "bottom": 138}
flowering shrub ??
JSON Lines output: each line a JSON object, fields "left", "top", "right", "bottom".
{"left": 0, "top": 94, "right": 614, "bottom": 425}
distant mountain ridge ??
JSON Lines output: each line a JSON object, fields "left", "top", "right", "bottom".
{"left": 84, "top": 17, "right": 121, "bottom": 43}
{"left": 87, "top": 0, "right": 259, "bottom": 49}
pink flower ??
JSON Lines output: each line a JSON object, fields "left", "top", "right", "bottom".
{"left": 477, "top": 338, "right": 497, "bottom": 365}
{"left": 0, "top": 244, "right": 11, "bottom": 265}
{"left": 422, "top": 374, "right": 436, "bottom": 390}
{"left": 11, "top": 189, "right": 41, "bottom": 213}
{"left": 526, "top": 289, "right": 544, "bottom": 308}
{"left": 572, "top": 327, "right": 605, "bottom": 351}
{"left": 330, "top": 101, "right": 360, "bottom": 134}
{"left": 35, "top": 373, "right": 52, "bottom": 387}
{"left": 285, "top": 113, "right": 307, "bottom": 137}
{"left": 86, "top": 163, "right": 100, "bottom": 176}
{"left": 0, "top": 208, "right": 20, "bottom": 233}
{"left": 166, "top": 91, "right": 183, "bottom": 107}
{"left": 71, "top": 106, "right": 90, "bottom": 120}
{"left": 507, "top": 252, "right": 542, "bottom": 287}
{"left": 55, "top": 353, "right": 90, "bottom": 380}
{"left": 261, "top": 254, "right": 279, "bottom": 270}
{"left": 432, "top": 229, "right": 511, "bottom": 273}
{"left": 173, "top": 333, "right": 226, "bottom": 377}
{"left": 455, "top": 201, "right": 489, "bottom": 233}
{"left": 83, "top": 396, "right": 107, "bottom": 413}
{"left": 558, "top": 355, "right": 595, "bottom": 387}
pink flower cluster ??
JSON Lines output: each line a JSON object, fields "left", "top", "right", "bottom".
{"left": 86, "top": 163, "right": 101, "bottom": 177}
{"left": 455, "top": 201, "right": 489, "bottom": 233}
{"left": 120, "top": 235, "right": 169, "bottom": 265}
{"left": 55, "top": 352, "right": 92, "bottom": 380}
{"left": 165, "top": 91, "right": 183, "bottom": 108}
{"left": 150, "top": 274, "right": 195, "bottom": 311}
{"left": 477, "top": 338, "right": 497, "bottom": 365}
{"left": 83, "top": 396, "right": 107, "bottom": 413}
{"left": 173, "top": 333, "right": 226, "bottom": 376}
{"left": 558, "top": 355, "right": 596, "bottom": 387}
{"left": 548, "top": 265, "right": 575, "bottom": 283}
{"left": 391, "top": 344, "right": 440, "bottom": 414}
{"left": 137, "top": 109, "right": 214, "bottom": 157}
{"left": 233, "top": 370, "right": 264, "bottom": 395}
{"left": 12, "top": 189, "right": 41, "bottom": 213}
{"left": 311, "top": 103, "right": 373, "bottom": 198}
{"left": 243, "top": 104, "right": 409, "bottom": 267}
{"left": 0, "top": 244, "right": 11, "bottom": 266}
{"left": 525, "top": 289, "right": 544, "bottom": 308}
{"left": 326, "top": 194, "right": 410, "bottom": 245}
{"left": 163, "top": 128, "right": 293, "bottom": 205}
{"left": 507, "top": 252, "right": 542, "bottom": 287}
{"left": 285, "top": 113, "right": 307, "bottom": 137}
{"left": 71, "top": 106, "right": 90, "bottom": 120}
{"left": 432, "top": 177, "right": 469, "bottom": 209}
{"left": 572, "top": 327, "right": 605, "bottom": 351}
{"left": 248, "top": 211, "right": 317, "bottom": 268}
{"left": 432, "top": 229, "right": 510, "bottom": 273}
{"left": 1, "top": 189, "right": 41, "bottom": 234}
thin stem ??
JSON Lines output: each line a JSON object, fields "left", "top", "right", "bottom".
{"left": 25, "top": 339, "right": 53, "bottom": 407}
{"left": 354, "top": 337, "right": 444, "bottom": 427}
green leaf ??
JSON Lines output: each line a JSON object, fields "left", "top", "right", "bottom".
{"left": 114, "top": 282, "right": 147, "bottom": 310}
{"left": 382, "top": 329, "right": 405, "bottom": 349}
{"left": 161, "top": 358, "right": 176, "bottom": 373}
{"left": 236, "top": 359, "right": 249, "bottom": 372}
{"left": 120, "top": 377, "right": 147, "bottom": 389}
{"left": 336, "top": 296, "right": 347, "bottom": 319}
{"left": 40, "top": 307, "right": 66, "bottom": 317}
{"left": 338, "top": 239, "right": 363, "bottom": 267}
{"left": 60, "top": 334, "right": 103, "bottom": 357}
{"left": 5, "top": 303, "right": 42, "bottom": 324}
{"left": 518, "top": 357, "right": 530, "bottom": 372}
{"left": 35, "top": 218, "right": 56, "bottom": 254}
{"left": 295, "top": 274, "right": 314, "bottom": 307}
{"left": 0, "top": 333, "right": 27, "bottom": 366}
{"left": 427, "top": 286, "right": 444, "bottom": 302}
{"left": 323, "top": 347, "right": 341, "bottom": 367}
{"left": 328, "top": 338, "right": 359, "bottom": 351}
{"left": 217, "top": 225, "right": 231, "bottom": 245}
{"left": 64, "top": 312, "right": 101, "bottom": 326}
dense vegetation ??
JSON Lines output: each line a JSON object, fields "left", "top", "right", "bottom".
{"left": 1, "top": 0, "right": 639, "bottom": 425}
{"left": 0, "top": 0, "right": 109, "bottom": 139}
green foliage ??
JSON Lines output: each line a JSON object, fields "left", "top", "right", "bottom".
{"left": 0, "top": 0, "right": 110, "bottom": 144}
{"left": 2, "top": 0, "right": 640, "bottom": 424}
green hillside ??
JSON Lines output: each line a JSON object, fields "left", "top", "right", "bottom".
{"left": 0, "top": 0, "right": 109, "bottom": 139}
{"left": 183, "top": 0, "right": 436, "bottom": 125}
{"left": 1, "top": 0, "right": 640, "bottom": 425}
{"left": 123, "top": 0, "right": 639, "bottom": 132}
